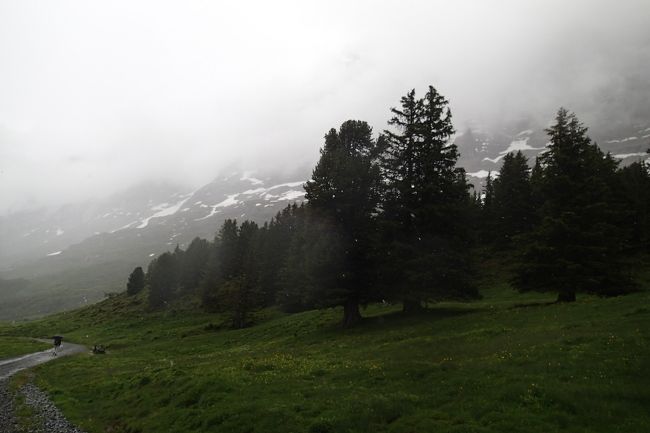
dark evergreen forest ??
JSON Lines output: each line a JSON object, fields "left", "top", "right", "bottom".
{"left": 126, "top": 87, "right": 650, "bottom": 328}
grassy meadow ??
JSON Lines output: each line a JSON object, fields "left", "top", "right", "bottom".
{"left": 0, "top": 259, "right": 649, "bottom": 433}
{"left": 0, "top": 337, "right": 50, "bottom": 359}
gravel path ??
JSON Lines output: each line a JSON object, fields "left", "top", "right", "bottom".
{"left": 19, "top": 382, "right": 86, "bottom": 433}
{"left": 0, "top": 379, "right": 19, "bottom": 433}
{"left": 0, "top": 342, "right": 88, "bottom": 433}
{"left": 0, "top": 341, "right": 86, "bottom": 380}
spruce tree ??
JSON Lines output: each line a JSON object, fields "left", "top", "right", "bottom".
{"left": 214, "top": 220, "right": 262, "bottom": 329}
{"left": 380, "top": 86, "right": 476, "bottom": 312}
{"left": 200, "top": 219, "right": 240, "bottom": 310}
{"left": 274, "top": 204, "right": 314, "bottom": 312}
{"left": 126, "top": 266, "right": 145, "bottom": 296}
{"left": 147, "top": 252, "right": 178, "bottom": 309}
{"left": 513, "top": 108, "right": 635, "bottom": 301}
{"left": 303, "top": 120, "right": 382, "bottom": 327}
{"left": 617, "top": 160, "right": 650, "bottom": 252}
{"left": 279, "top": 206, "right": 347, "bottom": 314}
{"left": 492, "top": 151, "right": 533, "bottom": 246}
{"left": 179, "top": 237, "right": 210, "bottom": 295}
{"left": 481, "top": 171, "right": 496, "bottom": 243}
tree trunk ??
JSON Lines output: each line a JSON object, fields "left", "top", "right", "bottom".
{"left": 556, "top": 291, "right": 576, "bottom": 303}
{"left": 232, "top": 310, "right": 247, "bottom": 329}
{"left": 402, "top": 299, "right": 423, "bottom": 314}
{"left": 342, "top": 297, "right": 362, "bottom": 328}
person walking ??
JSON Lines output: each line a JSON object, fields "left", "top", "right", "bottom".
{"left": 52, "top": 336, "right": 63, "bottom": 356}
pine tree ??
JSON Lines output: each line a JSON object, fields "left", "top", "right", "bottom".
{"left": 126, "top": 266, "right": 145, "bottom": 296}
{"left": 270, "top": 204, "right": 311, "bottom": 310}
{"left": 481, "top": 171, "right": 496, "bottom": 243}
{"left": 513, "top": 108, "right": 635, "bottom": 301}
{"left": 303, "top": 120, "right": 383, "bottom": 327}
{"left": 380, "top": 86, "right": 476, "bottom": 313}
{"left": 201, "top": 219, "right": 240, "bottom": 310}
{"left": 492, "top": 151, "right": 533, "bottom": 246}
{"left": 147, "top": 252, "right": 179, "bottom": 309}
{"left": 179, "top": 237, "right": 210, "bottom": 295}
{"left": 216, "top": 219, "right": 241, "bottom": 281}
{"left": 616, "top": 160, "right": 650, "bottom": 252}
{"left": 214, "top": 220, "right": 262, "bottom": 329}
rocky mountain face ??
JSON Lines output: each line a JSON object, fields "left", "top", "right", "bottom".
{"left": 1, "top": 170, "right": 310, "bottom": 274}
{"left": 459, "top": 121, "right": 650, "bottom": 187}
{"left": 0, "top": 121, "right": 647, "bottom": 320}
{"left": 0, "top": 168, "right": 311, "bottom": 320}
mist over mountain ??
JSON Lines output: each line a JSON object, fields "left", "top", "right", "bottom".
{"left": 1, "top": 0, "right": 649, "bottom": 215}
{"left": 1, "top": 0, "right": 649, "bottom": 320}
{"left": 1, "top": 114, "right": 647, "bottom": 321}
{"left": 0, "top": 165, "right": 314, "bottom": 318}
{"left": 2, "top": 4, "right": 650, "bottom": 433}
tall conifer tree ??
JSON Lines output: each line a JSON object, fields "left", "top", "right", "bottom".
{"left": 513, "top": 108, "right": 634, "bottom": 301}
{"left": 303, "top": 120, "right": 382, "bottom": 327}
{"left": 147, "top": 252, "right": 178, "bottom": 309}
{"left": 380, "top": 86, "right": 476, "bottom": 312}
{"left": 126, "top": 266, "right": 145, "bottom": 296}
{"left": 492, "top": 151, "right": 533, "bottom": 246}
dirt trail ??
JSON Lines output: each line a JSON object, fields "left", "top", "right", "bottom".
{"left": 0, "top": 341, "right": 87, "bottom": 432}
{"left": 0, "top": 340, "right": 86, "bottom": 380}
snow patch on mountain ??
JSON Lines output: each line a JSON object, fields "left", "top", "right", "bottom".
{"left": 110, "top": 222, "right": 134, "bottom": 233}
{"left": 241, "top": 172, "right": 264, "bottom": 185}
{"left": 241, "top": 188, "right": 266, "bottom": 195}
{"left": 194, "top": 193, "right": 240, "bottom": 221}
{"left": 483, "top": 138, "right": 546, "bottom": 164}
{"left": 467, "top": 170, "right": 499, "bottom": 179}
{"left": 503, "top": 138, "right": 546, "bottom": 153}
{"left": 194, "top": 208, "right": 222, "bottom": 221}
{"left": 214, "top": 194, "right": 240, "bottom": 208}
{"left": 277, "top": 190, "right": 306, "bottom": 201}
{"left": 46, "top": 251, "right": 62, "bottom": 256}
{"left": 268, "top": 181, "right": 306, "bottom": 190}
{"left": 613, "top": 152, "right": 648, "bottom": 159}
{"left": 606, "top": 137, "right": 639, "bottom": 144}
{"left": 137, "top": 195, "right": 192, "bottom": 228}
{"left": 483, "top": 155, "right": 506, "bottom": 164}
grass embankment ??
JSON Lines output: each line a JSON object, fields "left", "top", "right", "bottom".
{"left": 0, "top": 337, "right": 50, "bottom": 359}
{"left": 0, "top": 264, "right": 649, "bottom": 433}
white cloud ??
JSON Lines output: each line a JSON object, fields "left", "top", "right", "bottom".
{"left": 0, "top": 0, "right": 648, "bottom": 213}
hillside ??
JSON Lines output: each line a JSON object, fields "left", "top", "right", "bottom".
{"left": 0, "top": 168, "right": 310, "bottom": 320}
{"left": 458, "top": 122, "right": 650, "bottom": 185}
{"left": 1, "top": 260, "right": 649, "bottom": 433}
{"left": 0, "top": 118, "right": 648, "bottom": 321}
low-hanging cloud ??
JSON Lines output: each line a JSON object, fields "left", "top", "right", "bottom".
{"left": 1, "top": 0, "right": 648, "bottom": 214}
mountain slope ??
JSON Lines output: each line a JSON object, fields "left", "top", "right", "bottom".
{"left": 0, "top": 119, "right": 647, "bottom": 320}
{"left": 459, "top": 121, "right": 650, "bottom": 186}
{"left": 3, "top": 275, "right": 649, "bottom": 433}
{"left": 0, "top": 168, "right": 310, "bottom": 320}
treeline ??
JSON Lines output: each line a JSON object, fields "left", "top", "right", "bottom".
{"left": 125, "top": 87, "right": 650, "bottom": 328}
{"left": 480, "top": 109, "right": 649, "bottom": 300}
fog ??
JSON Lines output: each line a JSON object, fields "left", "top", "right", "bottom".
{"left": 1, "top": 0, "right": 649, "bottom": 214}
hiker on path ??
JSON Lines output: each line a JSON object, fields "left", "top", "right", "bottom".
{"left": 52, "top": 336, "right": 63, "bottom": 356}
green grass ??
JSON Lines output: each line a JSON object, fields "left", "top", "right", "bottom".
{"left": 1, "top": 271, "right": 649, "bottom": 433}
{"left": 0, "top": 337, "right": 50, "bottom": 359}
{"left": 9, "top": 371, "right": 44, "bottom": 432}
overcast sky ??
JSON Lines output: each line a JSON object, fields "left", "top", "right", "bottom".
{"left": 1, "top": 0, "right": 649, "bottom": 214}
